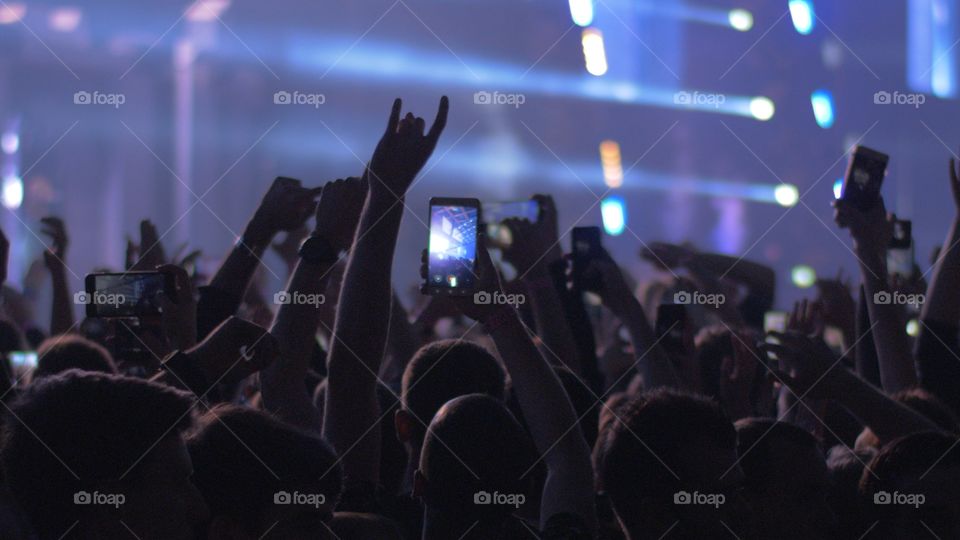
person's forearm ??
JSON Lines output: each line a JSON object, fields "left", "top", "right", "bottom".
{"left": 486, "top": 307, "right": 597, "bottom": 531}
{"left": 615, "top": 297, "right": 678, "bottom": 390}
{"left": 207, "top": 223, "right": 272, "bottom": 307}
{"left": 264, "top": 257, "right": 334, "bottom": 433}
{"left": 323, "top": 190, "right": 402, "bottom": 485}
{"left": 380, "top": 288, "right": 419, "bottom": 388}
{"left": 923, "top": 217, "right": 960, "bottom": 324}
{"left": 857, "top": 248, "right": 917, "bottom": 393}
{"left": 49, "top": 267, "right": 74, "bottom": 336}
{"left": 690, "top": 253, "right": 776, "bottom": 297}
{"left": 834, "top": 369, "right": 939, "bottom": 442}
{"left": 523, "top": 272, "right": 580, "bottom": 374}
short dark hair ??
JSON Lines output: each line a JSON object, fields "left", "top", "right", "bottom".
{"left": 859, "top": 431, "right": 960, "bottom": 498}
{"left": 735, "top": 418, "right": 820, "bottom": 489}
{"left": 420, "top": 394, "right": 536, "bottom": 519}
{"left": 402, "top": 340, "right": 505, "bottom": 441}
{"left": 0, "top": 370, "right": 194, "bottom": 537}
{"left": 32, "top": 334, "right": 117, "bottom": 379}
{"left": 595, "top": 390, "right": 735, "bottom": 510}
{"left": 187, "top": 404, "right": 342, "bottom": 531}
{"left": 892, "top": 388, "right": 959, "bottom": 433}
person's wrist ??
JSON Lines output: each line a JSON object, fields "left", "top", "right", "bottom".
{"left": 482, "top": 304, "right": 519, "bottom": 332}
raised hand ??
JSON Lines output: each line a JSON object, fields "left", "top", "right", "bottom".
{"left": 314, "top": 176, "right": 367, "bottom": 251}
{"left": 949, "top": 156, "right": 960, "bottom": 213}
{"left": 40, "top": 217, "right": 68, "bottom": 270}
{"left": 419, "top": 245, "right": 503, "bottom": 323}
{"left": 815, "top": 269, "right": 855, "bottom": 331}
{"left": 581, "top": 249, "right": 635, "bottom": 316}
{"left": 271, "top": 226, "right": 310, "bottom": 271}
{"left": 832, "top": 197, "right": 892, "bottom": 259}
{"left": 131, "top": 220, "right": 166, "bottom": 271}
{"left": 501, "top": 195, "right": 562, "bottom": 278}
{"left": 246, "top": 177, "right": 323, "bottom": 245}
{"left": 366, "top": 97, "right": 448, "bottom": 197}
{"left": 760, "top": 330, "right": 845, "bottom": 399}
{"left": 186, "top": 315, "right": 279, "bottom": 387}
{"left": 0, "top": 227, "right": 8, "bottom": 284}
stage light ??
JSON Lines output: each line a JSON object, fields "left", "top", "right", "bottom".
{"left": 728, "top": 9, "right": 753, "bottom": 31}
{"left": 185, "top": 0, "right": 230, "bottom": 22}
{"left": 789, "top": 0, "right": 814, "bottom": 35}
{"left": 906, "top": 318, "right": 919, "bottom": 337}
{"left": 0, "top": 3, "right": 25, "bottom": 24}
{"left": 599, "top": 140, "right": 623, "bottom": 188}
{"left": 749, "top": 97, "right": 775, "bottom": 121}
{"left": 1, "top": 133, "right": 18, "bottom": 155}
{"left": 49, "top": 7, "right": 81, "bottom": 32}
{"left": 791, "top": 265, "right": 816, "bottom": 288}
{"left": 581, "top": 28, "right": 608, "bottom": 76}
{"left": 2, "top": 175, "right": 23, "bottom": 209}
{"left": 601, "top": 196, "right": 626, "bottom": 236}
{"left": 569, "top": 0, "right": 594, "bottom": 27}
{"left": 811, "top": 89, "right": 834, "bottom": 128}
{"left": 833, "top": 178, "right": 843, "bottom": 199}
{"left": 774, "top": 184, "right": 799, "bottom": 207}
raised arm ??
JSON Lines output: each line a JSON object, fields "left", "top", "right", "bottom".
{"left": 323, "top": 97, "right": 448, "bottom": 487}
{"left": 40, "top": 217, "right": 74, "bottom": 335}
{"left": 450, "top": 247, "right": 597, "bottom": 532}
{"left": 833, "top": 197, "right": 917, "bottom": 393}
{"left": 263, "top": 177, "right": 364, "bottom": 432}
{"left": 589, "top": 251, "right": 678, "bottom": 391}
{"left": 501, "top": 195, "right": 580, "bottom": 374}
{"left": 197, "top": 177, "right": 321, "bottom": 338}
{"left": 762, "top": 331, "right": 938, "bottom": 443}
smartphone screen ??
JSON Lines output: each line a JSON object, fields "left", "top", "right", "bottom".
{"left": 84, "top": 272, "right": 171, "bottom": 318}
{"left": 841, "top": 145, "right": 889, "bottom": 211}
{"left": 8, "top": 351, "right": 37, "bottom": 370}
{"left": 656, "top": 304, "right": 687, "bottom": 350}
{"left": 572, "top": 227, "right": 603, "bottom": 291}
{"left": 425, "top": 198, "right": 481, "bottom": 295}
{"left": 887, "top": 219, "right": 914, "bottom": 279}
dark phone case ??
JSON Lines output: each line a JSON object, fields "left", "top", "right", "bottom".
{"left": 423, "top": 198, "right": 482, "bottom": 296}
{"left": 572, "top": 227, "right": 603, "bottom": 291}
{"left": 842, "top": 146, "right": 889, "bottom": 211}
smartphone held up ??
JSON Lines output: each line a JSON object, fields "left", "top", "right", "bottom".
{"left": 423, "top": 198, "right": 481, "bottom": 295}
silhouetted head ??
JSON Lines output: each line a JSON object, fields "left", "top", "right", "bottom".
{"left": 416, "top": 394, "right": 536, "bottom": 526}
{"left": 32, "top": 334, "right": 117, "bottom": 380}
{"left": 735, "top": 418, "right": 835, "bottom": 539}
{"left": 859, "top": 431, "right": 960, "bottom": 539}
{"left": 397, "top": 340, "right": 505, "bottom": 453}
{"left": 0, "top": 369, "right": 208, "bottom": 539}
{"left": 595, "top": 389, "right": 748, "bottom": 539}
{"left": 855, "top": 388, "right": 960, "bottom": 450}
{"left": 187, "top": 404, "right": 342, "bottom": 539}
